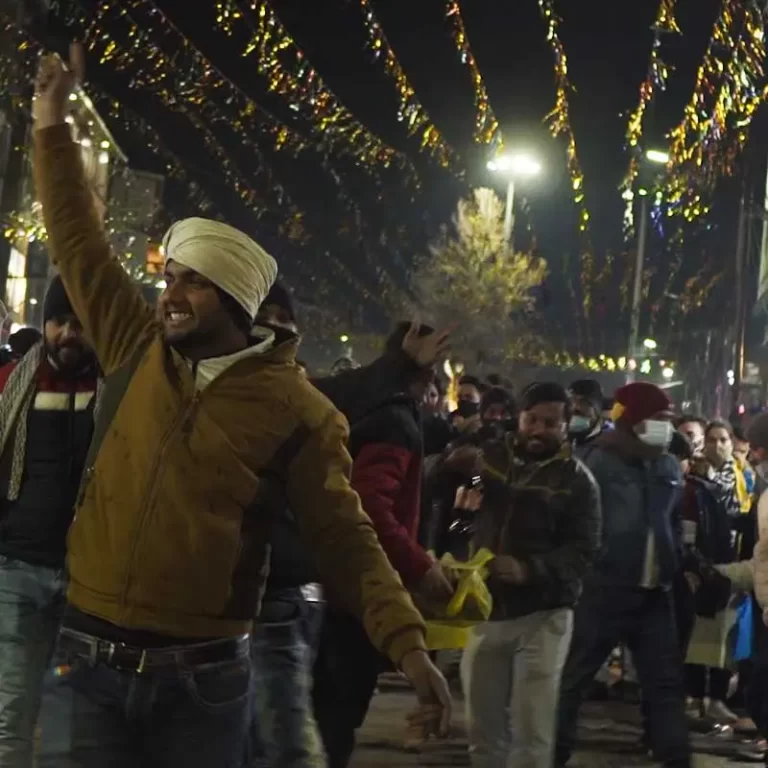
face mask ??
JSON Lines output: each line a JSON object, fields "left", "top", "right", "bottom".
{"left": 456, "top": 400, "right": 480, "bottom": 418}
{"left": 635, "top": 419, "right": 674, "bottom": 449}
{"left": 568, "top": 415, "right": 592, "bottom": 435}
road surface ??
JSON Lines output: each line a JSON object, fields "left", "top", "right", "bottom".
{"left": 351, "top": 677, "right": 765, "bottom": 767}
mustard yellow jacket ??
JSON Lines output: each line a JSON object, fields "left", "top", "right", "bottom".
{"left": 34, "top": 125, "right": 425, "bottom": 663}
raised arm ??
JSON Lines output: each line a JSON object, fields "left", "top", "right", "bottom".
{"left": 33, "top": 46, "right": 156, "bottom": 375}
{"left": 311, "top": 324, "right": 452, "bottom": 426}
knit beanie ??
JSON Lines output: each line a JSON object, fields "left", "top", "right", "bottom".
{"left": 261, "top": 282, "right": 296, "bottom": 325}
{"left": 43, "top": 274, "right": 74, "bottom": 323}
{"left": 612, "top": 382, "right": 672, "bottom": 427}
{"left": 747, "top": 413, "right": 768, "bottom": 451}
{"left": 569, "top": 378, "right": 604, "bottom": 410}
{"left": 162, "top": 217, "right": 277, "bottom": 320}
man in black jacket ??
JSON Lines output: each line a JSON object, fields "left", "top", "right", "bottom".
{"left": 249, "top": 288, "right": 451, "bottom": 768}
{"left": 462, "top": 382, "right": 601, "bottom": 768}
{"left": 0, "top": 276, "right": 97, "bottom": 767}
{"left": 556, "top": 382, "right": 690, "bottom": 768}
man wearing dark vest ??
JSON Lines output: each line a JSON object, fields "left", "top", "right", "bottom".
{"left": 0, "top": 275, "right": 97, "bottom": 767}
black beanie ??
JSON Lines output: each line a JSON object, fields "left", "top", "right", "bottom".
{"left": 261, "top": 282, "right": 296, "bottom": 325}
{"left": 43, "top": 275, "right": 74, "bottom": 324}
{"left": 569, "top": 378, "right": 604, "bottom": 410}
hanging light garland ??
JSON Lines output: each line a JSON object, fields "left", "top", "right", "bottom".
{"left": 356, "top": 0, "right": 460, "bottom": 172}
{"left": 665, "top": 0, "right": 767, "bottom": 223}
{"left": 67, "top": 0, "right": 305, "bottom": 219}
{"left": 444, "top": 1, "right": 503, "bottom": 152}
{"left": 537, "top": 0, "right": 594, "bottom": 326}
{"left": 1, "top": 12, "right": 396, "bottom": 315}
{"left": 620, "top": 0, "right": 680, "bottom": 236}
{"left": 211, "top": 0, "right": 426, "bottom": 185}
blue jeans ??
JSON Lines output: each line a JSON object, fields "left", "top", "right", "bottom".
{"left": 248, "top": 588, "right": 325, "bottom": 768}
{"left": 0, "top": 555, "right": 66, "bottom": 768}
{"left": 38, "top": 630, "right": 252, "bottom": 768}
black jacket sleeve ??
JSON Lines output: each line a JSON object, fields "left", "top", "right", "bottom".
{"left": 311, "top": 349, "right": 420, "bottom": 426}
{"left": 521, "top": 462, "right": 602, "bottom": 596}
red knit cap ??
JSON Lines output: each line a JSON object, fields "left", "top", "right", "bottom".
{"left": 612, "top": 382, "right": 673, "bottom": 427}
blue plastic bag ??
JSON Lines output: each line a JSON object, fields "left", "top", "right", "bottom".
{"left": 732, "top": 595, "right": 754, "bottom": 662}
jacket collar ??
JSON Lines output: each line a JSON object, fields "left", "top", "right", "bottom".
{"left": 186, "top": 325, "right": 299, "bottom": 390}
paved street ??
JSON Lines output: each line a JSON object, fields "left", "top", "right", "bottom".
{"left": 351, "top": 677, "right": 765, "bottom": 767}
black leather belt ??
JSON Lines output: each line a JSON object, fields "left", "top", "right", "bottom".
{"left": 58, "top": 628, "right": 250, "bottom": 674}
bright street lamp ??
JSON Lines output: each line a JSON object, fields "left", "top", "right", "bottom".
{"left": 646, "top": 149, "right": 670, "bottom": 165}
{"left": 487, "top": 154, "right": 542, "bottom": 177}
{"left": 643, "top": 338, "right": 657, "bottom": 351}
{"left": 487, "top": 152, "right": 542, "bottom": 243}
{"left": 339, "top": 334, "right": 349, "bottom": 344}
{"left": 662, "top": 367, "right": 674, "bottom": 380}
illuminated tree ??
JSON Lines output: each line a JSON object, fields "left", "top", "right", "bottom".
{"left": 410, "top": 187, "right": 548, "bottom": 368}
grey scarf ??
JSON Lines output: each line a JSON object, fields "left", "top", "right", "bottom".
{"left": 0, "top": 341, "right": 46, "bottom": 500}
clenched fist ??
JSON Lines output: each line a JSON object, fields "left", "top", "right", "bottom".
{"left": 33, "top": 42, "right": 85, "bottom": 130}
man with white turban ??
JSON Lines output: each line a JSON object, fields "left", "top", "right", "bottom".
{"left": 31, "top": 44, "right": 450, "bottom": 768}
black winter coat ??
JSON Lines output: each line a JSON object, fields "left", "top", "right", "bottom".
{"left": 473, "top": 435, "right": 602, "bottom": 620}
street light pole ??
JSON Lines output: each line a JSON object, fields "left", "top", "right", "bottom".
{"left": 503, "top": 179, "right": 515, "bottom": 245}
{"left": 627, "top": 194, "right": 649, "bottom": 381}
{"left": 626, "top": 148, "right": 669, "bottom": 383}
{"left": 487, "top": 153, "right": 540, "bottom": 245}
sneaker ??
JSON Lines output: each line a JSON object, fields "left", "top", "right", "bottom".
{"left": 706, "top": 698, "right": 739, "bottom": 723}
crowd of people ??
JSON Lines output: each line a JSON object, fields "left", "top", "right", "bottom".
{"left": 3, "top": 41, "right": 768, "bottom": 768}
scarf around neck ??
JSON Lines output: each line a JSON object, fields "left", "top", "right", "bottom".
{"left": 0, "top": 342, "right": 101, "bottom": 500}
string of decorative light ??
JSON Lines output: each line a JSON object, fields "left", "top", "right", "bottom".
{"left": 665, "top": 0, "right": 767, "bottom": 223}
{"left": 537, "top": 0, "right": 595, "bottom": 329}
{"left": 212, "top": 0, "right": 426, "bottom": 184}
{"left": 356, "top": 0, "right": 460, "bottom": 172}
{"left": 208, "top": 0, "right": 427, "bottom": 306}
{"left": 444, "top": 1, "right": 503, "bottom": 152}
{"left": 619, "top": 0, "right": 680, "bottom": 236}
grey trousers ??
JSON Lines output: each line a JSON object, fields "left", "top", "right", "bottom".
{"left": 461, "top": 609, "right": 573, "bottom": 768}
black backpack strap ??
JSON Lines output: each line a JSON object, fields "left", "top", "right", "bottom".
{"left": 76, "top": 345, "right": 148, "bottom": 506}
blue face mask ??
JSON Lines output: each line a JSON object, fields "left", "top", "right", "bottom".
{"left": 569, "top": 415, "right": 592, "bottom": 435}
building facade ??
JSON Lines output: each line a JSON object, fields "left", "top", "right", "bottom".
{"left": 3, "top": 88, "right": 126, "bottom": 331}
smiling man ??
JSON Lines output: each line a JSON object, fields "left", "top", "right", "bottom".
{"left": 462, "top": 382, "right": 601, "bottom": 768}
{"left": 0, "top": 275, "right": 97, "bottom": 768}
{"left": 31, "top": 45, "right": 450, "bottom": 768}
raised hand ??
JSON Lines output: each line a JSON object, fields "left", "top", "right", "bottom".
{"left": 33, "top": 42, "right": 85, "bottom": 129}
{"left": 402, "top": 321, "right": 454, "bottom": 368}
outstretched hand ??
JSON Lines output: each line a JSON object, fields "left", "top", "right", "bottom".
{"left": 33, "top": 42, "right": 85, "bottom": 129}
{"left": 400, "top": 650, "right": 452, "bottom": 738}
{"left": 401, "top": 322, "right": 454, "bottom": 368}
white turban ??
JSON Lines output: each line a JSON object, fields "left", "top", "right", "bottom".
{"left": 162, "top": 217, "right": 277, "bottom": 320}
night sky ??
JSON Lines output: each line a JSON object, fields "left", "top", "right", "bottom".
{"left": 38, "top": 0, "right": 766, "bottom": 368}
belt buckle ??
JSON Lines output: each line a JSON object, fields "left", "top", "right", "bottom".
{"left": 105, "top": 642, "right": 147, "bottom": 674}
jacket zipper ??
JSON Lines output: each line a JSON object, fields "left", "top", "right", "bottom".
{"left": 117, "top": 391, "right": 202, "bottom": 619}
{"left": 494, "top": 456, "right": 559, "bottom": 619}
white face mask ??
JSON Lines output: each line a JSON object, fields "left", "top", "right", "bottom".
{"left": 635, "top": 419, "right": 674, "bottom": 449}
{"left": 568, "top": 415, "right": 592, "bottom": 435}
